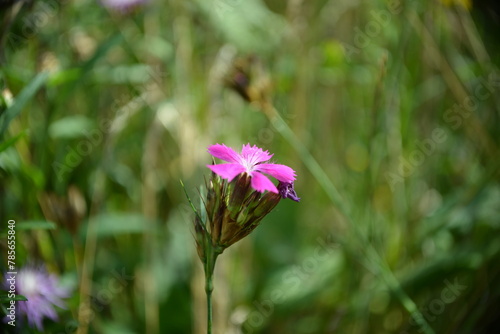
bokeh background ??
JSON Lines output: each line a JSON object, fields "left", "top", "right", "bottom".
{"left": 1, "top": 0, "right": 500, "bottom": 333}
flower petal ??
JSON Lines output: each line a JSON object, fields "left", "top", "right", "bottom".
{"left": 241, "top": 144, "right": 273, "bottom": 165}
{"left": 255, "top": 163, "right": 296, "bottom": 182}
{"left": 207, "top": 163, "right": 245, "bottom": 182}
{"left": 208, "top": 144, "right": 241, "bottom": 163}
{"left": 250, "top": 172, "right": 278, "bottom": 193}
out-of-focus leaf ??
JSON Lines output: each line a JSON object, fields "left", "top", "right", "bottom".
{"left": 100, "top": 322, "right": 137, "bottom": 334}
{"left": 0, "top": 72, "right": 49, "bottom": 136}
{"left": 93, "top": 64, "right": 157, "bottom": 84}
{"left": 0, "top": 146, "right": 21, "bottom": 171}
{"left": 262, "top": 248, "right": 343, "bottom": 306}
{"left": 195, "top": 0, "right": 286, "bottom": 53}
{"left": 399, "top": 244, "right": 500, "bottom": 295}
{"left": 49, "top": 115, "right": 94, "bottom": 139}
{"left": 139, "top": 35, "right": 174, "bottom": 61}
{"left": 0, "top": 294, "right": 28, "bottom": 302}
{"left": 0, "top": 131, "right": 26, "bottom": 153}
{"left": 83, "top": 213, "right": 151, "bottom": 237}
{"left": 47, "top": 68, "right": 83, "bottom": 86}
{"left": 16, "top": 221, "right": 57, "bottom": 230}
{"left": 22, "top": 164, "right": 45, "bottom": 189}
{"left": 477, "top": 185, "right": 500, "bottom": 228}
{"left": 155, "top": 208, "right": 193, "bottom": 298}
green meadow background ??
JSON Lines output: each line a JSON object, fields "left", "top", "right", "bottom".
{"left": 1, "top": 0, "right": 500, "bottom": 333}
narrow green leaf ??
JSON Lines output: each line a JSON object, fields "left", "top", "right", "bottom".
{"left": 180, "top": 179, "right": 203, "bottom": 222}
{"left": 0, "top": 131, "right": 26, "bottom": 153}
{"left": 16, "top": 221, "right": 57, "bottom": 230}
{"left": 47, "top": 68, "right": 83, "bottom": 86}
{"left": 82, "top": 213, "right": 151, "bottom": 237}
{"left": 0, "top": 294, "right": 28, "bottom": 302}
{"left": 0, "top": 72, "right": 50, "bottom": 136}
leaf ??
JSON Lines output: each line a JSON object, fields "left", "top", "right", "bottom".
{"left": 180, "top": 179, "right": 203, "bottom": 222}
{"left": 0, "top": 131, "right": 27, "bottom": 153}
{"left": 16, "top": 221, "right": 57, "bottom": 230}
{"left": 0, "top": 72, "right": 50, "bottom": 136}
{"left": 195, "top": 0, "right": 286, "bottom": 53}
{"left": 262, "top": 250, "right": 342, "bottom": 307}
{"left": 100, "top": 322, "right": 137, "bottom": 334}
{"left": 0, "top": 294, "right": 28, "bottom": 302}
{"left": 139, "top": 35, "right": 173, "bottom": 61}
{"left": 83, "top": 213, "right": 151, "bottom": 237}
{"left": 92, "top": 64, "right": 155, "bottom": 84}
{"left": 47, "top": 68, "right": 83, "bottom": 86}
{"left": 49, "top": 115, "right": 95, "bottom": 139}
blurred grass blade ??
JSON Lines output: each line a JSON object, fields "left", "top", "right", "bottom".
{"left": 0, "top": 130, "right": 26, "bottom": 153}
{"left": 16, "top": 220, "right": 57, "bottom": 230}
{"left": 48, "top": 115, "right": 94, "bottom": 139}
{"left": 58, "top": 33, "right": 123, "bottom": 104}
{"left": 0, "top": 72, "right": 49, "bottom": 136}
{"left": 264, "top": 106, "right": 352, "bottom": 218}
{"left": 81, "top": 213, "right": 150, "bottom": 237}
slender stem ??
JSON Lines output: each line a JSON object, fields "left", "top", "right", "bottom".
{"left": 206, "top": 280, "right": 213, "bottom": 334}
{"left": 204, "top": 245, "right": 219, "bottom": 334}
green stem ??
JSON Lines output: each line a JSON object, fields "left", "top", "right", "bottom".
{"left": 204, "top": 245, "right": 219, "bottom": 334}
{"left": 206, "top": 283, "right": 213, "bottom": 334}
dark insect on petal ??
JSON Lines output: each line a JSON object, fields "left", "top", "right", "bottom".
{"left": 278, "top": 182, "right": 301, "bottom": 202}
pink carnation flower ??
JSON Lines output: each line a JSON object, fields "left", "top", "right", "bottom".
{"left": 207, "top": 143, "right": 296, "bottom": 194}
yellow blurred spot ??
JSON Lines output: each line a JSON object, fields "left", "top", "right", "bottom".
{"left": 39, "top": 52, "right": 60, "bottom": 73}
{"left": 370, "top": 290, "right": 390, "bottom": 314}
{"left": 384, "top": 309, "right": 403, "bottom": 331}
{"left": 345, "top": 143, "right": 369, "bottom": 172}
{"left": 440, "top": 0, "right": 472, "bottom": 10}
{"left": 323, "top": 40, "right": 345, "bottom": 66}
{"left": 70, "top": 29, "right": 97, "bottom": 60}
{"left": 372, "top": 184, "right": 392, "bottom": 213}
{"left": 1, "top": 88, "right": 13, "bottom": 107}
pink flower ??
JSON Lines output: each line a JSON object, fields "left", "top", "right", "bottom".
{"left": 207, "top": 144, "right": 296, "bottom": 194}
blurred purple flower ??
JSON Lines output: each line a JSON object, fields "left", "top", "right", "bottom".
{"left": 100, "top": 0, "right": 149, "bottom": 11}
{"left": 207, "top": 143, "right": 296, "bottom": 194}
{"left": 11, "top": 266, "right": 71, "bottom": 330}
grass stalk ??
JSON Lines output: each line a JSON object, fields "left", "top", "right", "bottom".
{"left": 261, "top": 103, "right": 436, "bottom": 334}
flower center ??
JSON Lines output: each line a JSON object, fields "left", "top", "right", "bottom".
{"left": 239, "top": 157, "right": 255, "bottom": 174}
{"left": 20, "top": 271, "right": 38, "bottom": 295}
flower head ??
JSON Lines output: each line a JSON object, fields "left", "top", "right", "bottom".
{"left": 207, "top": 144, "right": 296, "bottom": 194}
{"left": 7, "top": 266, "right": 71, "bottom": 330}
{"left": 185, "top": 143, "right": 299, "bottom": 259}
